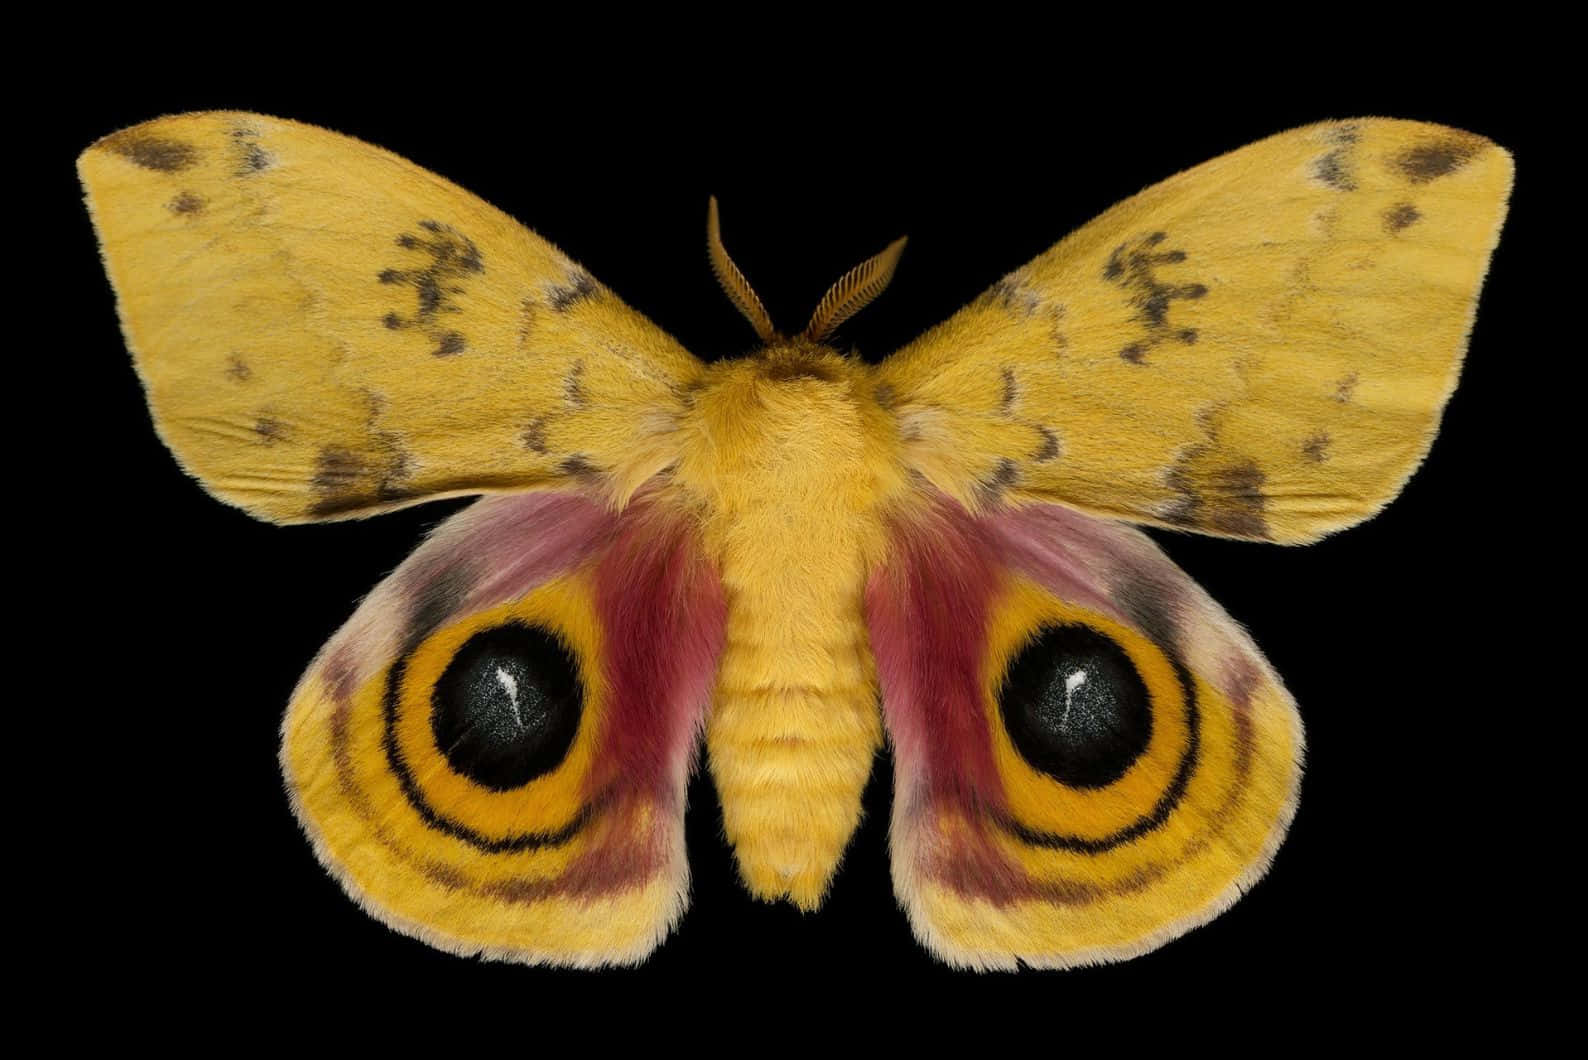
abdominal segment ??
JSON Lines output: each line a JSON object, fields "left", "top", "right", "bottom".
{"left": 706, "top": 617, "right": 882, "bottom": 909}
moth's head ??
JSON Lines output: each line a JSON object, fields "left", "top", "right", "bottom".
{"left": 706, "top": 196, "right": 907, "bottom": 353}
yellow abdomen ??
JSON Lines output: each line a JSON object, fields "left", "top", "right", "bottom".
{"left": 672, "top": 344, "right": 904, "bottom": 907}
{"left": 707, "top": 598, "right": 881, "bottom": 907}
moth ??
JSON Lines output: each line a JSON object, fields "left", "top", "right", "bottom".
{"left": 80, "top": 113, "right": 1511, "bottom": 970}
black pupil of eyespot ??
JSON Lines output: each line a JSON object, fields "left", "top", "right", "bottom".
{"left": 430, "top": 623, "right": 583, "bottom": 791}
{"left": 999, "top": 624, "right": 1153, "bottom": 789}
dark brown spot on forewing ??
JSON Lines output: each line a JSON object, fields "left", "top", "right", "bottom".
{"left": 1334, "top": 372, "right": 1359, "bottom": 403}
{"left": 309, "top": 485, "right": 420, "bottom": 518}
{"left": 1032, "top": 426, "right": 1061, "bottom": 463}
{"left": 1164, "top": 465, "right": 1198, "bottom": 528}
{"left": 1205, "top": 461, "right": 1268, "bottom": 537}
{"left": 380, "top": 220, "right": 485, "bottom": 355}
{"left": 311, "top": 446, "right": 364, "bottom": 509}
{"left": 225, "top": 354, "right": 252, "bottom": 382}
{"left": 254, "top": 417, "right": 287, "bottom": 445}
{"left": 1392, "top": 135, "right": 1484, "bottom": 183}
{"left": 517, "top": 298, "right": 537, "bottom": 347}
{"left": 239, "top": 144, "right": 272, "bottom": 174}
{"left": 975, "top": 458, "right": 1019, "bottom": 506}
{"left": 558, "top": 454, "right": 601, "bottom": 479}
{"left": 1312, "top": 124, "right": 1361, "bottom": 190}
{"left": 308, "top": 436, "right": 415, "bottom": 515}
{"left": 564, "top": 361, "right": 589, "bottom": 408}
{"left": 999, "top": 368, "right": 1018, "bottom": 413}
{"left": 1104, "top": 232, "right": 1207, "bottom": 364}
{"left": 522, "top": 415, "right": 550, "bottom": 453}
{"left": 1312, "top": 149, "right": 1357, "bottom": 191}
{"left": 373, "top": 433, "right": 415, "bottom": 499}
{"left": 873, "top": 382, "right": 897, "bottom": 410}
{"left": 1302, "top": 432, "right": 1330, "bottom": 462}
{"left": 230, "top": 125, "right": 273, "bottom": 175}
{"left": 105, "top": 132, "right": 198, "bottom": 172}
{"left": 1382, "top": 202, "right": 1421, "bottom": 233}
{"left": 548, "top": 269, "right": 599, "bottom": 311}
{"left": 167, "top": 191, "right": 205, "bottom": 215}
{"left": 1165, "top": 446, "right": 1271, "bottom": 540}
{"left": 1049, "top": 303, "right": 1069, "bottom": 354}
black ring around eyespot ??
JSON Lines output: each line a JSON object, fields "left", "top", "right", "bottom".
{"left": 996, "top": 651, "right": 1201, "bottom": 855}
{"left": 380, "top": 635, "right": 589, "bottom": 854}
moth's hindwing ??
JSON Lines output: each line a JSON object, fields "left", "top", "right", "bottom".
{"left": 79, "top": 111, "right": 703, "bottom": 523}
{"left": 283, "top": 489, "right": 724, "bottom": 965}
{"left": 876, "top": 118, "right": 1512, "bottom": 543}
{"left": 867, "top": 498, "right": 1302, "bottom": 969}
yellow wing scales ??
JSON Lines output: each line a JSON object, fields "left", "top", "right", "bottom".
{"left": 80, "top": 112, "right": 702, "bottom": 523}
{"left": 82, "top": 113, "right": 1513, "bottom": 969}
{"left": 878, "top": 118, "right": 1512, "bottom": 543}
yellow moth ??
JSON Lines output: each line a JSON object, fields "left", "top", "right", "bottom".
{"left": 80, "top": 112, "right": 1511, "bottom": 969}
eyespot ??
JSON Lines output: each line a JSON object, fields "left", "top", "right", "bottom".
{"left": 999, "top": 624, "right": 1152, "bottom": 788}
{"left": 980, "top": 578, "right": 1198, "bottom": 850}
{"left": 431, "top": 623, "right": 583, "bottom": 791}
{"left": 373, "top": 583, "right": 607, "bottom": 852}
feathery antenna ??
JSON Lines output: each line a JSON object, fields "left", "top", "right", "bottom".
{"left": 707, "top": 197, "right": 779, "bottom": 343}
{"left": 802, "top": 235, "right": 908, "bottom": 342}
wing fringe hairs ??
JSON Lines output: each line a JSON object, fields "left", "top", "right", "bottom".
{"left": 281, "top": 488, "right": 725, "bottom": 966}
{"left": 868, "top": 497, "right": 1302, "bottom": 969}
{"left": 80, "top": 112, "right": 1509, "bottom": 967}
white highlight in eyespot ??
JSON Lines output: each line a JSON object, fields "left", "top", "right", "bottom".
{"left": 494, "top": 666, "right": 524, "bottom": 727}
{"left": 1062, "top": 669, "right": 1087, "bottom": 723}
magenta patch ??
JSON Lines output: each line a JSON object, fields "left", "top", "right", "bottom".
{"left": 866, "top": 496, "right": 1005, "bottom": 806}
{"left": 985, "top": 503, "right": 1124, "bottom": 620}
{"left": 867, "top": 497, "right": 1175, "bottom": 904}
{"left": 451, "top": 490, "right": 619, "bottom": 613}
{"left": 590, "top": 498, "right": 726, "bottom": 801}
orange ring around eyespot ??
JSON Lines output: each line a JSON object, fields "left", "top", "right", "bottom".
{"left": 388, "top": 575, "right": 609, "bottom": 846}
{"left": 982, "top": 576, "right": 1191, "bottom": 842}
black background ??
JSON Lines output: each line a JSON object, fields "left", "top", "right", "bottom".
{"left": 49, "top": 41, "right": 1543, "bottom": 1011}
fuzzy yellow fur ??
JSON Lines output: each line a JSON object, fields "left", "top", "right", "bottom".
{"left": 896, "top": 575, "right": 1300, "bottom": 969}
{"left": 282, "top": 575, "right": 690, "bottom": 966}
{"left": 78, "top": 111, "right": 699, "bottom": 524}
{"left": 672, "top": 345, "right": 907, "bottom": 906}
{"left": 879, "top": 118, "right": 1513, "bottom": 543}
{"left": 83, "top": 112, "right": 1509, "bottom": 968}
{"left": 983, "top": 582, "right": 1199, "bottom": 841}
